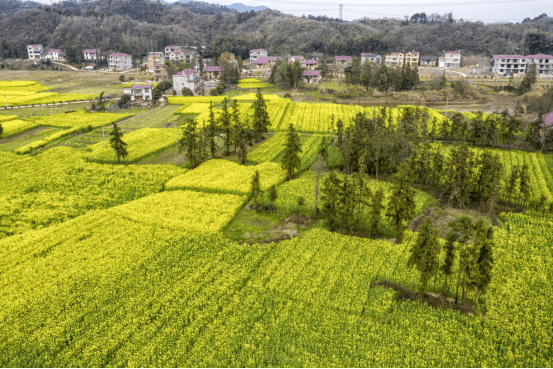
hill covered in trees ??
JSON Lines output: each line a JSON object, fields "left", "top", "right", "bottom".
{"left": 1, "top": 0, "right": 553, "bottom": 61}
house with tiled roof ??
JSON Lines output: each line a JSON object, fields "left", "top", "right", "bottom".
{"left": 123, "top": 84, "right": 153, "bottom": 101}
{"left": 305, "top": 59, "right": 318, "bottom": 70}
{"left": 83, "top": 49, "right": 101, "bottom": 60}
{"left": 168, "top": 49, "right": 199, "bottom": 64}
{"left": 361, "top": 53, "right": 382, "bottom": 65}
{"left": 251, "top": 56, "right": 277, "bottom": 77}
{"left": 108, "top": 53, "right": 132, "bottom": 70}
{"left": 333, "top": 56, "right": 352, "bottom": 78}
{"left": 439, "top": 51, "right": 462, "bottom": 68}
{"left": 527, "top": 54, "right": 553, "bottom": 75}
{"left": 46, "top": 49, "right": 66, "bottom": 61}
{"left": 164, "top": 46, "right": 182, "bottom": 58}
{"left": 303, "top": 70, "right": 321, "bottom": 84}
{"left": 173, "top": 69, "right": 202, "bottom": 95}
{"left": 289, "top": 55, "right": 306, "bottom": 67}
{"left": 250, "top": 49, "right": 267, "bottom": 63}
{"left": 420, "top": 56, "right": 439, "bottom": 67}
{"left": 385, "top": 51, "right": 419, "bottom": 68}
{"left": 147, "top": 52, "right": 165, "bottom": 74}
{"left": 27, "top": 44, "right": 44, "bottom": 60}
{"left": 205, "top": 66, "right": 223, "bottom": 80}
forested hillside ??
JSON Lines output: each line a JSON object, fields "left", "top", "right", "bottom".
{"left": 1, "top": 0, "right": 552, "bottom": 61}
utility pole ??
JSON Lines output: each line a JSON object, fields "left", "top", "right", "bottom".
{"left": 339, "top": 4, "right": 343, "bottom": 20}
{"left": 102, "top": 124, "right": 106, "bottom": 148}
{"left": 174, "top": 123, "right": 178, "bottom": 144}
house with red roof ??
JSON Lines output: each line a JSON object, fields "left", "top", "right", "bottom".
{"left": 205, "top": 66, "right": 223, "bottom": 80}
{"left": 164, "top": 46, "right": 182, "bottom": 58}
{"left": 305, "top": 59, "right": 318, "bottom": 70}
{"left": 123, "top": 84, "right": 153, "bottom": 101}
{"left": 250, "top": 49, "right": 267, "bottom": 63}
{"left": 333, "top": 56, "right": 352, "bottom": 78}
{"left": 173, "top": 69, "right": 202, "bottom": 95}
{"left": 45, "top": 49, "right": 66, "bottom": 61}
{"left": 27, "top": 44, "right": 44, "bottom": 60}
{"left": 83, "top": 49, "right": 101, "bottom": 60}
{"left": 108, "top": 53, "right": 132, "bottom": 70}
{"left": 168, "top": 49, "right": 198, "bottom": 64}
{"left": 85, "top": 63, "right": 97, "bottom": 70}
{"left": 147, "top": 52, "right": 165, "bottom": 74}
{"left": 303, "top": 70, "right": 321, "bottom": 84}
{"left": 527, "top": 54, "right": 553, "bottom": 75}
{"left": 289, "top": 55, "right": 306, "bottom": 66}
{"left": 439, "top": 51, "right": 462, "bottom": 68}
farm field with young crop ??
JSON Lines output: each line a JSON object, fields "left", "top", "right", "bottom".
{"left": 85, "top": 128, "right": 177, "bottom": 164}
{"left": 165, "top": 159, "right": 287, "bottom": 195}
{"left": 1, "top": 74, "right": 553, "bottom": 368}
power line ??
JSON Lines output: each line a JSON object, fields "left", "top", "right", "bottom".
{"left": 252, "top": 0, "right": 549, "bottom": 8}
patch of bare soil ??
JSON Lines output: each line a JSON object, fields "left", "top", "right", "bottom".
{"left": 0, "top": 126, "right": 50, "bottom": 144}
{"left": 374, "top": 280, "right": 477, "bottom": 316}
{"left": 245, "top": 212, "right": 315, "bottom": 245}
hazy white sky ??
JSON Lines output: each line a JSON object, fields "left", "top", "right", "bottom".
{"left": 28, "top": 0, "right": 553, "bottom": 22}
{"left": 183, "top": 0, "right": 553, "bottom": 22}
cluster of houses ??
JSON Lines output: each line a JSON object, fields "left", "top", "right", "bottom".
{"left": 26, "top": 43, "right": 553, "bottom": 100}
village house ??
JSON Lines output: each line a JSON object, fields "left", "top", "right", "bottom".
{"left": 205, "top": 66, "right": 223, "bottom": 80}
{"left": 168, "top": 49, "right": 199, "bottom": 65}
{"left": 250, "top": 49, "right": 267, "bottom": 63}
{"left": 333, "top": 56, "right": 352, "bottom": 78}
{"left": 419, "top": 56, "right": 439, "bottom": 67}
{"left": 108, "top": 53, "right": 132, "bottom": 71}
{"left": 439, "top": 51, "right": 462, "bottom": 68}
{"left": 361, "top": 53, "right": 382, "bottom": 65}
{"left": 164, "top": 46, "right": 182, "bottom": 58}
{"left": 305, "top": 59, "right": 318, "bottom": 70}
{"left": 27, "top": 44, "right": 44, "bottom": 60}
{"left": 147, "top": 52, "right": 165, "bottom": 72}
{"left": 251, "top": 56, "right": 277, "bottom": 77}
{"left": 289, "top": 55, "right": 306, "bottom": 67}
{"left": 153, "top": 64, "right": 167, "bottom": 81}
{"left": 385, "top": 51, "right": 420, "bottom": 68}
{"left": 45, "top": 49, "right": 66, "bottom": 61}
{"left": 490, "top": 55, "right": 529, "bottom": 75}
{"left": 84, "top": 63, "right": 97, "bottom": 70}
{"left": 527, "top": 54, "right": 553, "bottom": 75}
{"left": 303, "top": 70, "right": 321, "bottom": 84}
{"left": 123, "top": 84, "right": 153, "bottom": 101}
{"left": 83, "top": 49, "right": 101, "bottom": 60}
{"left": 172, "top": 69, "right": 202, "bottom": 95}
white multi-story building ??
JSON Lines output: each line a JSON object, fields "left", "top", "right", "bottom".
{"left": 527, "top": 54, "right": 553, "bottom": 75}
{"left": 172, "top": 69, "right": 202, "bottom": 95}
{"left": 490, "top": 55, "right": 529, "bottom": 75}
{"left": 250, "top": 49, "right": 267, "bottom": 63}
{"left": 439, "top": 51, "right": 462, "bottom": 68}
{"left": 361, "top": 53, "right": 382, "bottom": 65}
{"left": 45, "top": 49, "right": 66, "bottom": 61}
{"left": 27, "top": 44, "right": 44, "bottom": 60}
{"left": 122, "top": 84, "right": 153, "bottom": 101}
{"left": 108, "top": 53, "right": 132, "bottom": 70}
{"left": 83, "top": 49, "right": 100, "bottom": 60}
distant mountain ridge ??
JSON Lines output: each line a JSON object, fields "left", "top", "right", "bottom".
{"left": 0, "top": 0, "right": 42, "bottom": 14}
{"left": 228, "top": 3, "right": 268, "bottom": 13}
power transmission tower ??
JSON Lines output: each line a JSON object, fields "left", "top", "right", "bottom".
{"left": 339, "top": 4, "right": 343, "bottom": 20}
